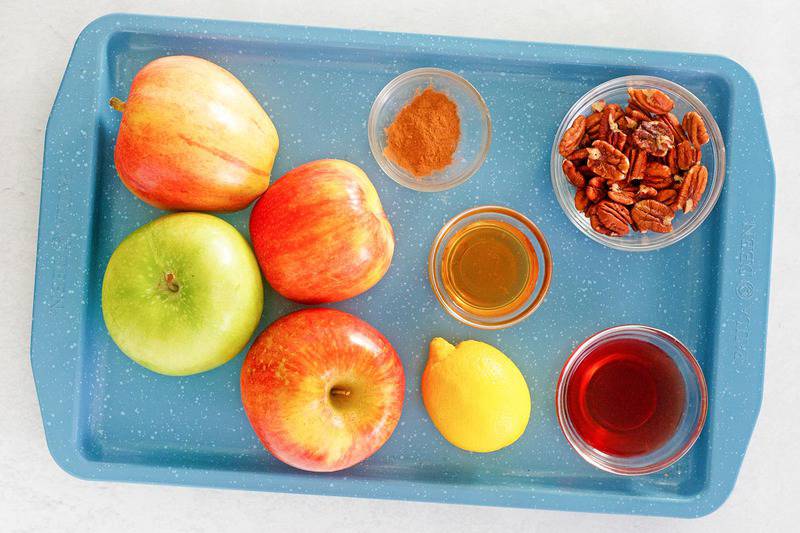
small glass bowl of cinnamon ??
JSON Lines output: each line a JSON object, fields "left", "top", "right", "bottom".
{"left": 368, "top": 68, "right": 492, "bottom": 192}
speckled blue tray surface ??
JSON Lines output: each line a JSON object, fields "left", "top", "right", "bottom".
{"left": 32, "top": 14, "right": 775, "bottom": 517}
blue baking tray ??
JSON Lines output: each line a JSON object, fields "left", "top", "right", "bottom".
{"left": 31, "top": 13, "right": 774, "bottom": 517}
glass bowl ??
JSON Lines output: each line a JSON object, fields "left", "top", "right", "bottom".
{"left": 368, "top": 68, "right": 492, "bottom": 192}
{"left": 556, "top": 325, "right": 708, "bottom": 475}
{"left": 428, "top": 205, "right": 552, "bottom": 329}
{"left": 550, "top": 76, "right": 725, "bottom": 251}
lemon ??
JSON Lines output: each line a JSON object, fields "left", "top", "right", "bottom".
{"left": 421, "top": 338, "right": 531, "bottom": 453}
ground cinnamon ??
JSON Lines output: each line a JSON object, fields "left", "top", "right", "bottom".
{"left": 384, "top": 86, "right": 460, "bottom": 177}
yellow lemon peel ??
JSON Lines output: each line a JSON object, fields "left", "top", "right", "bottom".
{"left": 421, "top": 337, "right": 531, "bottom": 453}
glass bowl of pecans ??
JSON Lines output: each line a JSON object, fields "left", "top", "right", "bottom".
{"left": 550, "top": 75, "right": 725, "bottom": 251}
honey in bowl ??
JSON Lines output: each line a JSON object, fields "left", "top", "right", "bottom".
{"left": 440, "top": 219, "right": 538, "bottom": 317}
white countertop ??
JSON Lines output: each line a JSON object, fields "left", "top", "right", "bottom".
{"left": 1, "top": 0, "right": 796, "bottom": 530}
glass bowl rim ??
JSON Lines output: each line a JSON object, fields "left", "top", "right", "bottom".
{"left": 555, "top": 324, "right": 709, "bottom": 475}
{"left": 550, "top": 75, "right": 726, "bottom": 252}
{"left": 427, "top": 205, "right": 553, "bottom": 329}
{"left": 368, "top": 67, "right": 492, "bottom": 192}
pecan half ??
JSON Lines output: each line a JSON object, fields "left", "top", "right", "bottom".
{"left": 631, "top": 200, "right": 674, "bottom": 233}
{"left": 559, "top": 115, "right": 586, "bottom": 157}
{"left": 590, "top": 215, "right": 614, "bottom": 235}
{"left": 609, "top": 130, "right": 627, "bottom": 151}
{"left": 666, "top": 148, "right": 678, "bottom": 174}
{"left": 625, "top": 105, "right": 651, "bottom": 123}
{"left": 586, "top": 176, "right": 606, "bottom": 202}
{"left": 660, "top": 112, "right": 687, "bottom": 143}
{"left": 676, "top": 140, "right": 699, "bottom": 170}
{"left": 591, "top": 100, "right": 606, "bottom": 113}
{"left": 682, "top": 111, "right": 710, "bottom": 148}
{"left": 645, "top": 162, "right": 672, "bottom": 178}
{"left": 632, "top": 121, "right": 675, "bottom": 157}
{"left": 656, "top": 188, "right": 679, "bottom": 209}
{"left": 677, "top": 164, "right": 709, "bottom": 213}
{"left": 563, "top": 160, "right": 586, "bottom": 187}
{"left": 585, "top": 112, "right": 602, "bottom": 137}
{"left": 636, "top": 184, "right": 658, "bottom": 199}
{"left": 575, "top": 188, "right": 589, "bottom": 212}
{"left": 629, "top": 149, "right": 647, "bottom": 180}
{"left": 596, "top": 200, "right": 633, "bottom": 236}
{"left": 608, "top": 183, "right": 636, "bottom": 205}
{"left": 598, "top": 107, "right": 613, "bottom": 141}
{"left": 587, "top": 140, "right": 630, "bottom": 181}
{"left": 643, "top": 175, "right": 674, "bottom": 190}
{"left": 643, "top": 162, "right": 674, "bottom": 189}
{"left": 566, "top": 148, "right": 591, "bottom": 161}
{"left": 627, "top": 88, "right": 674, "bottom": 115}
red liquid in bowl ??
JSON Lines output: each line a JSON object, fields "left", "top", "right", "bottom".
{"left": 565, "top": 338, "right": 686, "bottom": 457}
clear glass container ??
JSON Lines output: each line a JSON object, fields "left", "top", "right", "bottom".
{"left": 550, "top": 75, "right": 725, "bottom": 251}
{"left": 428, "top": 205, "right": 552, "bottom": 329}
{"left": 556, "top": 325, "right": 708, "bottom": 475}
{"left": 368, "top": 68, "right": 491, "bottom": 192}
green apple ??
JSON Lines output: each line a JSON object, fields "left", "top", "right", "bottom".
{"left": 101, "top": 213, "right": 263, "bottom": 376}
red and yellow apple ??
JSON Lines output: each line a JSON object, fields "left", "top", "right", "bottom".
{"left": 249, "top": 159, "right": 394, "bottom": 304}
{"left": 111, "top": 55, "right": 279, "bottom": 212}
{"left": 241, "top": 308, "right": 405, "bottom": 472}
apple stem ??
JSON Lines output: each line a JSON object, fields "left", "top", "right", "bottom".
{"left": 330, "top": 388, "right": 351, "bottom": 397}
{"left": 164, "top": 272, "right": 180, "bottom": 293}
{"left": 109, "top": 97, "right": 126, "bottom": 112}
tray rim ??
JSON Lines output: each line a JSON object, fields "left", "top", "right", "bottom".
{"left": 30, "top": 12, "right": 776, "bottom": 518}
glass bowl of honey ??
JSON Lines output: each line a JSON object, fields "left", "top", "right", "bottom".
{"left": 556, "top": 325, "right": 708, "bottom": 475}
{"left": 428, "top": 205, "right": 552, "bottom": 329}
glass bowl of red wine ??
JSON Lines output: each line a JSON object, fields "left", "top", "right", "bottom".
{"left": 556, "top": 324, "right": 708, "bottom": 475}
